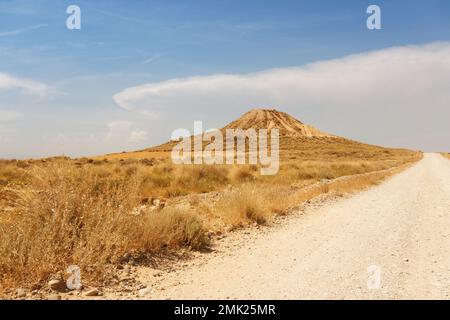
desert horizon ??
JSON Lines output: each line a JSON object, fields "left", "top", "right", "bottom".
{"left": 1, "top": 107, "right": 430, "bottom": 161}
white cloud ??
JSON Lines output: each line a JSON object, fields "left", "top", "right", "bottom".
{"left": 112, "top": 42, "right": 450, "bottom": 151}
{"left": 0, "top": 110, "right": 21, "bottom": 121}
{"left": 113, "top": 42, "right": 450, "bottom": 116}
{"left": 107, "top": 121, "right": 148, "bottom": 144}
{"left": 129, "top": 128, "right": 148, "bottom": 143}
{"left": 0, "top": 72, "right": 49, "bottom": 96}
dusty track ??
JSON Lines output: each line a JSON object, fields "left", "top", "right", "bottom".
{"left": 111, "top": 153, "right": 450, "bottom": 300}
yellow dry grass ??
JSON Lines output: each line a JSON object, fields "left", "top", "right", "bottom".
{"left": 0, "top": 162, "right": 208, "bottom": 292}
{"left": 201, "top": 160, "right": 415, "bottom": 231}
{"left": 0, "top": 147, "right": 421, "bottom": 293}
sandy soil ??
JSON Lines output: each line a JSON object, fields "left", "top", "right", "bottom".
{"left": 104, "top": 153, "right": 450, "bottom": 300}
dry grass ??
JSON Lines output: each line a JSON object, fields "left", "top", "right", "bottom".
{"left": 0, "top": 148, "right": 421, "bottom": 293}
{"left": 215, "top": 185, "right": 271, "bottom": 228}
{"left": 441, "top": 153, "right": 450, "bottom": 160}
{"left": 204, "top": 161, "right": 413, "bottom": 231}
{"left": 0, "top": 162, "right": 208, "bottom": 292}
{"left": 90, "top": 147, "right": 420, "bottom": 198}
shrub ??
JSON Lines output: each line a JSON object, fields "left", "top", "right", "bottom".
{"left": 216, "top": 186, "right": 269, "bottom": 228}
{"left": 228, "top": 166, "right": 254, "bottom": 183}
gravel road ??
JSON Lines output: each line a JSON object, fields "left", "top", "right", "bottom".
{"left": 140, "top": 153, "right": 450, "bottom": 299}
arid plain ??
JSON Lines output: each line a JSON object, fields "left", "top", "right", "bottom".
{"left": 0, "top": 109, "right": 433, "bottom": 299}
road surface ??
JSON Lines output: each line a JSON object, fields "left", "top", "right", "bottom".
{"left": 142, "top": 153, "right": 450, "bottom": 299}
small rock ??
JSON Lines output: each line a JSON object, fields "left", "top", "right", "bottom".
{"left": 16, "top": 288, "right": 26, "bottom": 298}
{"left": 47, "top": 294, "right": 61, "bottom": 300}
{"left": 48, "top": 279, "right": 63, "bottom": 291}
{"left": 404, "top": 258, "right": 409, "bottom": 262}
{"left": 84, "top": 288, "right": 99, "bottom": 297}
{"left": 138, "top": 288, "right": 152, "bottom": 297}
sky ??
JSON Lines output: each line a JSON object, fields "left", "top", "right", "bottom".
{"left": 0, "top": 0, "right": 449, "bottom": 158}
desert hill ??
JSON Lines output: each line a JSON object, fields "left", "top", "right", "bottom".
{"left": 102, "top": 108, "right": 413, "bottom": 161}
{"left": 223, "top": 109, "right": 332, "bottom": 137}
{"left": 144, "top": 108, "right": 339, "bottom": 152}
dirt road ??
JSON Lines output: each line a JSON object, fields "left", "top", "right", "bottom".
{"left": 135, "top": 153, "right": 450, "bottom": 300}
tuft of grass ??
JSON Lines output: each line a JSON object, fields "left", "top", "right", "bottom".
{"left": 140, "top": 207, "right": 209, "bottom": 251}
{"left": 172, "top": 165, "right": 229, "bottom": 195}
{"left": 215, "top": 186, "right": 270, "bottom": 228}
{"left": 228, "top": 166, "right": 255, "bottom": 184}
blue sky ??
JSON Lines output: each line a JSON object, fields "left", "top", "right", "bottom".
{"left": 1, "top": 0, "right": 450, "bottom": 158}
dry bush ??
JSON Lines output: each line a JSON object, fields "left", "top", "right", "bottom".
{"left": 171, "top": 165, "right": 229, "bottom": 195}
{"left": 140, "top": 207, "right": 209, "bottom": 251}
{"left": 0, "top": 162, "right": 208, "bottom": 290}
{"left": 0, "top": 161, "right": 30, "bottom": 187}
{"left": 214, "top": 185, "right": 270, "bottom": 228}
{"left": 137, "top": 163, "right": 229, "bottom": 198}
{"left": 228, "top": 166, "right": 255, "bottom": 184}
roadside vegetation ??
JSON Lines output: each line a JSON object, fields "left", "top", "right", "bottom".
{"left": 0, "top": 147, "right": 421, "bottom": 294}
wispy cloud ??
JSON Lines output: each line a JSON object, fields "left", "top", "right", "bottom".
{"left": 92, "top": 55, "right": 136, "bottom": 62}
{"left": 92, "top": 52, "right": 163, "bottom": 65}
{"left": 142, "top": 53, "right": 163, "bottom": 64}
{"left": 0, "top": 72, "right": 49, "bottom": 96}
{"left": 0, "top": 24, "right": 47, "bottom": 37}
